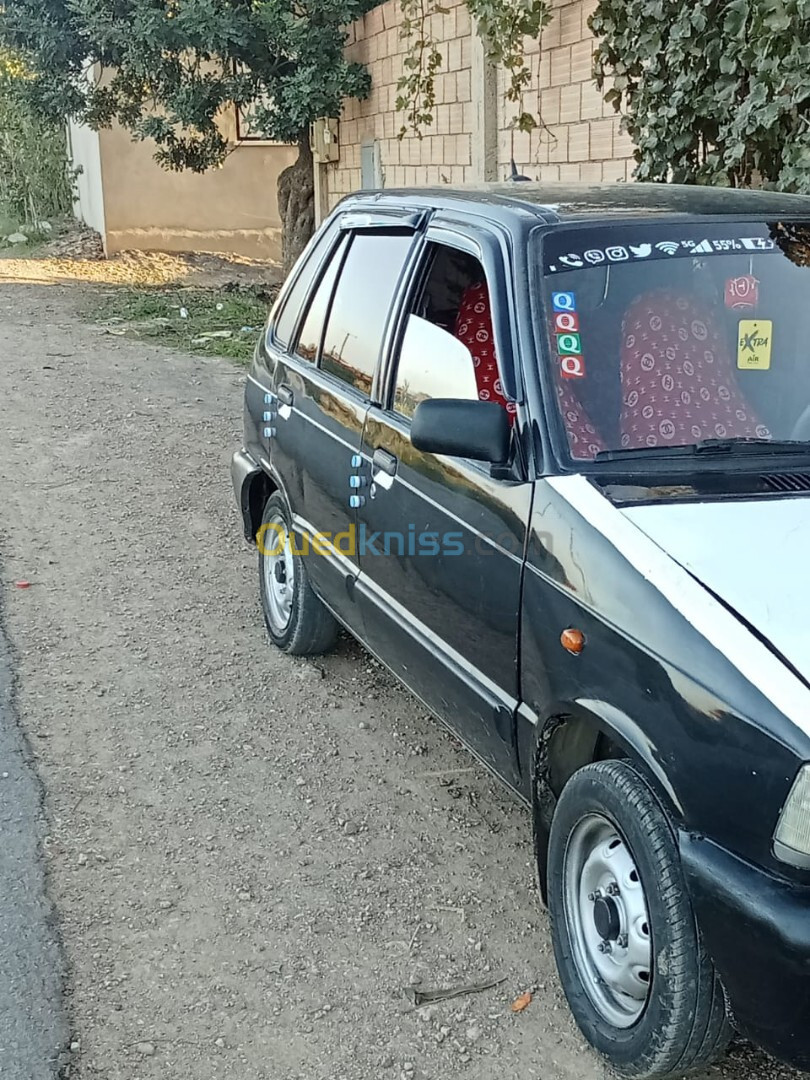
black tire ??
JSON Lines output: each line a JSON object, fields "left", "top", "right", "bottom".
{"left": 256, "top": 492, "right": 339, "bottom": 656}
{"left": 547, "top": 760, "right": 731, "bottom": 1079}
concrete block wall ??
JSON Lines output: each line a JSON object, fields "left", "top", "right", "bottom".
{"left": 325, "top": 0, "right": 635, "bottom": 209}
{"left": 497, "top": 0, "right": 635, "bottom": 182}
{"left": 327, "top": 0, "right": 476, "bottom": 207}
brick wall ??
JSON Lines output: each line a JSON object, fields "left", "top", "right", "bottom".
{"left": 325, "top": 0, "right": 634, "bottom": 208}
{"left": 497, "top": 0, "right": 634, "bottom": 182}
{"left": 326, "top": 0, "right": 475, "bottom": 207}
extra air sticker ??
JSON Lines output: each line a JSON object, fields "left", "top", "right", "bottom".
{"left": 737, "top": 320, "right": 772, "bottom": 370}
{"left": 725, "top": 275, "right": 759, "bottom": 311}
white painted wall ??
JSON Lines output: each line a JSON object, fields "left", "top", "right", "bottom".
{"left": 68, "top": 119, "right": 106, "bottom": 245}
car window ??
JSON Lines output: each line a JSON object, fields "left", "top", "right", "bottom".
{"left": 319, "top": 231, "right": 414, "bottom": 395}
{"left": 392, "top": 244, "right": 516, "bottom": 422}
{"left": 293, "top": 235, "right": 348, "bottom": 363}
{"left": 273, "top": 223, "right": 337, "bottom": 348}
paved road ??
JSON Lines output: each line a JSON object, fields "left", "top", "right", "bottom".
{"left": 0, "top": 617, "right": 67, "bottom": 1078}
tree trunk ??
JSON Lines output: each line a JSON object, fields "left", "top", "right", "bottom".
{"left": 277, "top": 135, "right": 315, "bottom": 276}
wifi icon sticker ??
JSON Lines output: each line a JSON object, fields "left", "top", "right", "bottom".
{"left": 655, "top": 241, "right": 680, "bottom": 256}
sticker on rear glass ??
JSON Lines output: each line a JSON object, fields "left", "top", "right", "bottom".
{"left": 559, "top": 354, "right": 586, "bottom": 379}
{"left": 552, "top": 291, "right": 577, "bottom": 312}
{"left": 725, "top": 275, "right": 759, "bottom": 311}
{"left": 737, "top": 319, "right": 772, "bottom": 370}
{"left": 557, "top": 332, "right": 582, "bottom": 355}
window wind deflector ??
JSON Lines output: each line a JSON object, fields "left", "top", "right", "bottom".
{"left": 340, "top": 209, "right": 426, "bottom": 231}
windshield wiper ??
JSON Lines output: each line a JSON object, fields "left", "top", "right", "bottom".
{"left": 595, "top": 438, "right": 809, "bottom": 463}
{"left": 694, "top": 437, "right": 807, "bottom": 454}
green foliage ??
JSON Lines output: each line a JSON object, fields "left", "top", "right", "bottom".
{"left": 590, "top": 0, "right": 810, "bottom": 190}
{"left": 397, "top": 0, "right": 550, "bottom": 137}
{"left": 396, "top": 0, "right": 445, "bottom": 138}
{"left": 0, "top": 0, "right": 377, "bottom": 172}
{"left": 0, "top": 50, "right": 72, "bottom": 225}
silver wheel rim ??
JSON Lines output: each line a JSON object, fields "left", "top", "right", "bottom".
{"left": 563, "top": 813, "right": 652, "bottom": 1029}
{"left": 262, "top": 512, "right": 295, "bottom": 633}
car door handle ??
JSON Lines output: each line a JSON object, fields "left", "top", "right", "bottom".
{"left": 277, "top": 384, "right": 294, "bottom": 406}
{"left": 372, "top": 447, "right": 398, "bottom": 476}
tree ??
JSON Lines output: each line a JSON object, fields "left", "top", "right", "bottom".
{"left": 590, "top": 0, "right": 810, "bottom": 192}
{"left": 0, "top": 50, "right": 73, "bottom": 225}
{"left": 0, "top": 0, "right": 377, "bottom": 268}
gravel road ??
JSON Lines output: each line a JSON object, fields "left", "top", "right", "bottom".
{"left": 0, "top": 282, "right": 804, "bottom": 1080}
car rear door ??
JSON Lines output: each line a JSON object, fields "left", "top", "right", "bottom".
{"left": 354, "top": 223, "right": 532, "bottom": 787}
{"left": 266, "top": 212, "right": 418, "bottom": 629}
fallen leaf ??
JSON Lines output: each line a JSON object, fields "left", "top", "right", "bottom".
{"left": 511, "top": 990, "right": 532, "bottom": 1013}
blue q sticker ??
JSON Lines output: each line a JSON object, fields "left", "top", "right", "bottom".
{"left": 552, "top": 291, "right": 577, "bottom": 313}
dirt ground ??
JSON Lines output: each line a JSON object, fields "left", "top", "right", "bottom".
{"left": 0, "top": 277, "right": 804, "bottom": 1080}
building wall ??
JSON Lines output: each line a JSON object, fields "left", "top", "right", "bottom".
{"left": 69, "top": 120, "right": 107, "bottom": 241}
{"left": 328, "top": 0, "right": 475, "bottom": 205}
{"left": 325, "top": 0, "right": 634, "bottom": 207}
{"left": 69, "top": 98, "right": 297, "bottom": 260}
{"left": 97, "top": 109, "right": 297, "bottom": 259}
{"left": 496, "top": 0, "right": 635, "bottom": 182}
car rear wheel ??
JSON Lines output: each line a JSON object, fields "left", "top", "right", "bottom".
{"left": 547, "top": 760, "right": 731, "bottom": 1079}
{"left": 257, "top": 492, "right": 339, "bottom": 656}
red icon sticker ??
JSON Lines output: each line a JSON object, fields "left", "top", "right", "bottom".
{"left": 559, "top": 354, "right": 586, "bottom": 379}
{"left": 725, "top": 274, "right": 759, "bottom": 311}
{"left": 553, "top": 311, "right": 580, "bottom": 333}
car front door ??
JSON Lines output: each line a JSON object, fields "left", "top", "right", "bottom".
{"left": 354, "top": 229, "right": 532, "bottom": 787}
{"left": 266, "top": 217, "right": 417, "bottom": 628}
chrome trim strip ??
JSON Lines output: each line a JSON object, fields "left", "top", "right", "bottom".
{"left": 356, "top": 570, "right": 518, "bottom": 714}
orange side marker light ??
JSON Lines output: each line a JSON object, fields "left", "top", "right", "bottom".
{"left": 561, "top": 628, "right": 585, "bottom": 654}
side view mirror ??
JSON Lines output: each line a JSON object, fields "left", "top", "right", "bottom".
{"left": 410, "top": 398, "right": 511, "bottom": 464}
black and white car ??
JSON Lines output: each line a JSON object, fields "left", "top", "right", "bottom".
{"left": 233, "top": 183, "right": 810, "bottom": 1077}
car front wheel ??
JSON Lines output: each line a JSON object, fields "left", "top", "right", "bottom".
{"left": 547, "top": 760, "right": 731, "bottom": 1079}
{"left": 257, "top": 492, "right": 339, "bottom": 656}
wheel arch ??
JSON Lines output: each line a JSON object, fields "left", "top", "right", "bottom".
{"left": 532, "top": 701, "right": 684, "bottom": 902}
{"left": 240, "top": 465, "right": 281, "bottom": 542}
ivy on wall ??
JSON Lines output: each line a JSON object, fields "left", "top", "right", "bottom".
{"left": 397, "top": 0, "right": 550, "bottom": 138}
{"left": 466, "top": 0, "right": 550, "bottom": 133}
{"left": 589, "top": 0, "right": 810, "bottom": 190}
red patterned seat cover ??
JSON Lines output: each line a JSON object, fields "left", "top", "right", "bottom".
{"left": 454, "top": 282, "right": 605, "bottom": 458}
{"left": 620, "top": 288, "right": 770, "bottom": 448}
{"left": 454, "top": 282, "right": 517, "bottom": 420}
{"left": 554, "top": 383, "right": 606, "bottom": 460}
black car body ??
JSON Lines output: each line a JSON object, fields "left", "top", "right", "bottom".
{"left": 232, "top": 183, "right": 810, "bottom": 1077}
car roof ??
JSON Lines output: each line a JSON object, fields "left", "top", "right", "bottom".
{"left": 345, "top": 182, "right": 810, "bottom": 225}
